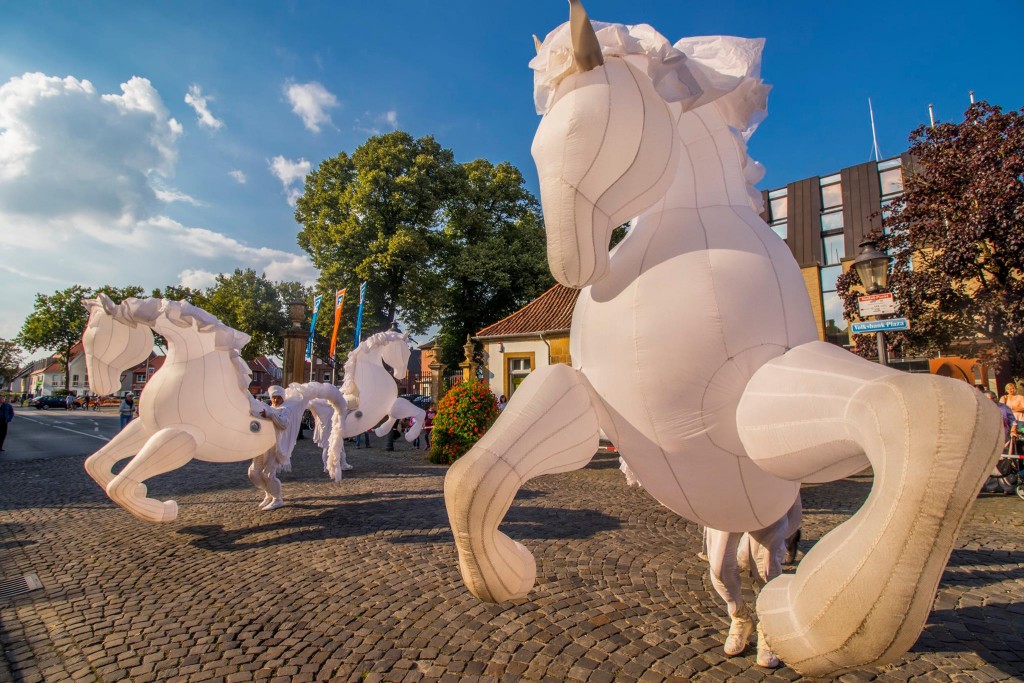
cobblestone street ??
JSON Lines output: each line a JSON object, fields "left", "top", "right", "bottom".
{"left": 1, "top": 439, "right": 1022, "bottom": 682}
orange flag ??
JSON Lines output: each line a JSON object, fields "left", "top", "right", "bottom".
{"left": 328, "top": 289, "right": 346, "bottom": 358}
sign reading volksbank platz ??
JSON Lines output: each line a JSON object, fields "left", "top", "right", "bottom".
{"left": 851, "top": 318, "right": 911, "bottom": 334}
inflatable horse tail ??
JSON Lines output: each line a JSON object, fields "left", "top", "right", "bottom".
{"left": 286, "top": 383, "right": 349, "bottom": 482}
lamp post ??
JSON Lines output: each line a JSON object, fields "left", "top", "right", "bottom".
{"left": 852, "top": 239, "right": 892, "bottom": 366}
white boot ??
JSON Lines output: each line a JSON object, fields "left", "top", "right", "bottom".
{"left": 724, "top": 613, "right": 754, "bottom": 656}
{"left": 259, "top": 493, "right": 273, "bottom": 508}
{"left": 261, "top": 497, "right": 285, "bottom": 511}
{"left": 756, "top": 623, "right": 781, "bottom": 668}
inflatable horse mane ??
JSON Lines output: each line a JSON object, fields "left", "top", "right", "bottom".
{"left": 443, "top": 3, "right": 1002, "bottom": 676}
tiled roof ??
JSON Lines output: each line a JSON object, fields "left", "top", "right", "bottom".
{"left": 476, "top": 284, "right": 579, "bottom": 338}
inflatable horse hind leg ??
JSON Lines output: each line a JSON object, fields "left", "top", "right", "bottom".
{"left": 737, "top": 341, "right": 1001, "bottom": 675}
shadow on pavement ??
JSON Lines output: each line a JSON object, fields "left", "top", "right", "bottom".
{"left": 912, "top": 604, "right": 1024, "bottom": 679}
{"left": 177, "top": 489, "right": 619, "bottom": 552}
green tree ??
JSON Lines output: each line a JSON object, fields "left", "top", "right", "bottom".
{"left": 201, "top": 269, "right": 289, "bottom": 360}
{"left": 837, "top": 102, "right": 1024, "bottom": 378}
{"left": 295, "top": 131, "right": 461, "bottom": 344}
{"left": 94, "top": 284, "right": 145, "bottom": 303}
{"left": 17, "top": 285, "right": 92, "bottom": 392}
{"left": 151, "top": 285, "right": 207, "bottom": 307}
{"left": 0, "top": 338, "right": 23, "bottom": 387}
{"left": 437, "top": 159, "right": 553, "bottom": 366}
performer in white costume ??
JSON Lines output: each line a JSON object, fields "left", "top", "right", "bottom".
{"left": 250, "top": 385, "right": 292, "bottom": 510}
{"left": 706, "top": 498, "right": 801, "bottom": 668}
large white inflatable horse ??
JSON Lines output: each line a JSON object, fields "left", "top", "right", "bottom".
{"left": 340, "top": 330, "right": 425, "bottom": 443}
{"left": 444, "top": 3, "right": 1002, "bottom": 676}
{"left": 81, "top": 294, "right": 347, "bottom": 523}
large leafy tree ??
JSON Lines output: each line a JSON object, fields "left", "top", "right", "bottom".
{"left": 295, "top": 131, "right": 461, "bottom": 355}
{"left": 437, "top": 159, "right": 553, "bottom": 366}
{"left": 201, "top": 269, "right": 290, "bottom": 360}
{"left": 17, "top": 285, "right": 92, "bottom": 391}
{"left": 0, "top": 338, "right": 23, "bottom": 387}
{"left": 837, "top": 102, "right": 1024, "bottom": 378}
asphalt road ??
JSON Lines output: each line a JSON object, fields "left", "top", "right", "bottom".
{"left": 0, "top": 406, "right": 120, "bottom": 462}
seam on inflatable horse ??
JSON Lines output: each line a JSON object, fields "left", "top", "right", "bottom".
{"left": 815, "top": 381, "right": 961, "bottom": 665}
{"left": 782, "top": 380, "right": 911, "bottom": 646}
{"left": 734, "top": 208, "right": 791, "bottom": 344}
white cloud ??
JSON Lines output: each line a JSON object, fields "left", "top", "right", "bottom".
{"left": 284, "top": 81, "right": 338, "bottom": 132}
{"left": 153, "top": 185, "right": 204, "bottom": 206}
{"left": 183, "top": 84, "right": 224, "bottom": 130}
{"left": 354, "top": 109, "right": 401, "bottom": 136}
{"left": 178, "top": 268, "right": 219, "bottom": 290}
{"left": 268, "top": 155, "right": 310, "bottom": 205}
{"left": 228, "top": 169, "right": 247, "bottom": 184}
{"left": 0, "top": 71, "right": 318, "bottom": 339}
{"left": 0, "top": 72, "right": 181, "bottom": 221}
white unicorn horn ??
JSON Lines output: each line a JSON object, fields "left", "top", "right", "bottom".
{"left": 568, "top": 0, "right": 603, "bottom": 72}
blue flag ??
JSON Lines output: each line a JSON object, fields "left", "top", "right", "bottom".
{"left": 353, "top": 282, "right": 367, "bottom": 348}
{"left": 306, "top": 294, "right": 323, "bottom": 361}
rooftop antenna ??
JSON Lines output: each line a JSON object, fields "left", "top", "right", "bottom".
{"left": 868, "top": 97, "right": 882, "bottom": 161}
{"left": 928, "top": 103, "right": 936, "bottom": 129}
{"left": 969, "top": 90, "right": 975, "bottom": 104}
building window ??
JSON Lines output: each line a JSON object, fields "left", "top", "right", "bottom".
{"left": 823, "top": 234, "right": 845, "bottom": 266}
{"left": 820, "top": 264, "right": 848, "bottom": 348}
{"left": 323, "top": 372, "right": 330, "bottom": 382}
{"left": 72, "top": 374, "right": 79, "bottom": 386}
{"left": 135, "top": 373, "right": 146, "bottom": 383}
{"left": 767, "top": 188, "right": 787, "bottom": 240}
{"left": 51, "top": 376, "right": 60, "bottom": 386}
{"left": 506, "top": 355, "right": 533, "bottom": 397}
{"left": 820, "top": 174, "right": 842, "bottom": 209}
{"left": 820, "top": 210, "right": 843, "bottom": 233}
{"left": 878, "top": 159, "right": 903, "bottom": 198}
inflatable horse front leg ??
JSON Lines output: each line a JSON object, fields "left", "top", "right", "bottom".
{"left": 105, "top": 428, "right": 197, "bottom": 523}
{"left": 444, "top": 363, "right": 601, "bottom": 602}
{"left": 373, "top": 397, "right": 426, "bottom": 441}
{"left": 737, "top": 341, "right": 1002, "bottom": 676}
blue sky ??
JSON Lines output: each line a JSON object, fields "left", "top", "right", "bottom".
{"left": 1, "top": 0, "right": 1021, "bottom": 341}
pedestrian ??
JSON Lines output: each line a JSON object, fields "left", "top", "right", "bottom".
{"left": 355, "top": 428, "right": 372, "bottom": 449}
{"left": 409, "top": 416, "right": 420, "bottom": 448}
{"left": 0, "top": 395, "right": 14, "bottom": 451}
{"left": 422, "top": 403, "right": 436, "bottom": 450}
{"left": 1000, "top": 382, "right": 1024, "bottom": 423}
{"left": 65, "top": 393, "right": 73, "bottom": 411}
{"left": 497, "top": 394, "right": 508, "bottom": 411}
{"left": 248, "top": 385, "right": 293, "bottom": 511}
{"left": 118, "top": 393, "right": 135, "bottom": 431}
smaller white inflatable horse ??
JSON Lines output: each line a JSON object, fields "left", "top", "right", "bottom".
{"left": 340, "top": 330, "right": 425, "bottom": 442}
{"left": 81, "top": 294, "right": 347, "bottom": 523}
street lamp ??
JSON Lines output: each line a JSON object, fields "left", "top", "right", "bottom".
{"left": 852, "top": 239, "right": 892, "bottom": 366}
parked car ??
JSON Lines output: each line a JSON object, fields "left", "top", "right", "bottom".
{"left": 399, "top": 394, "right": 432, "bottom": 409}
{"left": 30, "top": 395, "right": 82, "bottom": 410}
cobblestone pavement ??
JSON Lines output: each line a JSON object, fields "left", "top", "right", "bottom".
{"left": 0, "top": 439, "right": 1022, "bottom": 682}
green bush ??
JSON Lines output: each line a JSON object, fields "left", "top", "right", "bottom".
{"left": 429, "top": 380, "right": 499, "bottom": 465}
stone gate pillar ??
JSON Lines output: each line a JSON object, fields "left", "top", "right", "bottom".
{"left": 282, "top": 300, "right": 308, "bottom": 387}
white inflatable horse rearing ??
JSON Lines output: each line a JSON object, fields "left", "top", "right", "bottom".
{"left": 444, "top": 3, "right": 1002, "bottom": 676}
{"left": 340, "top": 330, "right": 425, "bottom": 443}
{"left": 81, "top": 294, "right": 347, "bottom": 522}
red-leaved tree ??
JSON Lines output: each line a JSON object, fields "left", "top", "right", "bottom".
{"left": 837, "top": 101, "right": 1024, "bottom": 379}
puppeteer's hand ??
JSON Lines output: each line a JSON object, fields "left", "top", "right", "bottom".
{"left": 260, "top": 409, "right": 267, "bottom": 418}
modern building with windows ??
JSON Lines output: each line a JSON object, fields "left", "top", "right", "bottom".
{"left": 759, "top": 154, "right": 909, "bottom": 351}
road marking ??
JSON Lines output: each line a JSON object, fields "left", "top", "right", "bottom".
{"left": 19, "top": 415, "right": 110, "bottom": 442}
